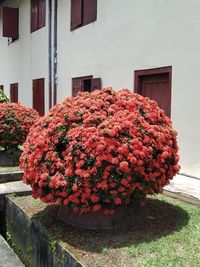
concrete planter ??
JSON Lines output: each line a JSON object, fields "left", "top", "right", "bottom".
{"left": 6, "top": 195, "right": 83, "bottom": 267}
{"left": 57, "top": 205, "right": 144, "bottom": 230}
{"left": 0, "top": 150, "right": 21, "bottom": 167}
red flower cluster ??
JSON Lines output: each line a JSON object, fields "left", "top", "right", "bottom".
{"left": 0, "top": 103, "right": 39, "bottom": 149}
{"left": 20, "top": 88, "right": 180, "bottom": 214}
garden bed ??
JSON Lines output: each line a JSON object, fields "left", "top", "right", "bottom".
{"left": 6, "top": 194, "right": 200, "bottom": 267}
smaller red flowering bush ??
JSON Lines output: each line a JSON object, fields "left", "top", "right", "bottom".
{"left": 20, "top": 88, "right": 180, "bottom": 214}
{"left": 0, "top": 90, "right": 9, "bottom": 103}
{"left": 0, "top": 103, "right": 40, "bottom": 150}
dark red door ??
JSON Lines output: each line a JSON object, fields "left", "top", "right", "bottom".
{"left": 134, "top": 67, "right": 172, "bottom": 117}
{"left": 33, "top": 78, "right": 45, "bottom": 116}
{"left": 10, "top": 83, "right": 18, "bottom": 103}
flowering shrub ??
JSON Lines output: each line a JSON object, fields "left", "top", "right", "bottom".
{"left": 20, "top": 88, "right": 180, "bottom": 214}
{"left": 0, "top": 103, "right": 40, "bottom": 150}
{"left": 0, "top": 90, "right": 9, "bottom": 103}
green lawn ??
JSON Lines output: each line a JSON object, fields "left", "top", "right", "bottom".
{"left": 123, "top": 196, "right": 200, "bottom": 267}
{"left": 11, "top": 194, "right": 200, "bottom": 267}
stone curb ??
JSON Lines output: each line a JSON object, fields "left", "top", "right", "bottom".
{"left": 163, "top": 189, "right": 200, "bottom": 206}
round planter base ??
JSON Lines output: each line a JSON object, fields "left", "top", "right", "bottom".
{"left": 0, "top": 150, "right": 21, "bottom": 167}
{"left": 57, "top": 205, "right": 145, "bottom": 230}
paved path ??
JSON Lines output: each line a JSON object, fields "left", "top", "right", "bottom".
{"left": 0, "top": 235, "right": 24, "bottom": 267}
{"left": 0, "top": 181, "right": 31, "bottom": 196}
{"left": 0, "top": 181, "right": 31, "bottom": 211}
{"left": 164, "top": 174, "right": 200, "bottom": 205}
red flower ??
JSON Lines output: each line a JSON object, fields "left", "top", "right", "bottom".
{"left": 114, "top": 197, "right": 122, "bottom": 205}
{"left": 92, "top": 204, "right": 101, "bottom": 212}
{"left": 90, "top": 194, "right": 99, "bottom": 203}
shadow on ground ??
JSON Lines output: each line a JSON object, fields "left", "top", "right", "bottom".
{"left": 32, "top": 198, "right": 189, "bottom": 253}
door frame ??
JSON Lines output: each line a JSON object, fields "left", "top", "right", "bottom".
{"left": 134, "top": 66, "right": 172, "bottom": 116}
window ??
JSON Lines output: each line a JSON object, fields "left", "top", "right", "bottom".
{"left": 3, "top": 7, "right": 19, "bottom": 41}
{"left": 72, "top": 75, "right": 101, "bottom": 97}
{"left": 0, "top": 85, "right": 4, "bottom": 92}
{"left": 32, "top": 78, "right": 45, "bottom": 116}
{"left": 134, "top": 66, "right": 172, "bottom": 117}
{"left": 10, "top": 83, "right": 18, "bottom": 103}
{"left": 71, "top": 0, "right": 97, "bottom": 31}
{"left": 31, "top": 0, "right": 46, "bottom": 33}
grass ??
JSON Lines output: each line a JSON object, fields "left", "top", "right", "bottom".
{"left": 10, "top": 194, "right": 200, "bottom": 267}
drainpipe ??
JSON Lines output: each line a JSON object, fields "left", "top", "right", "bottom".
{"left": 48, "top": 0, "right": 52, "bottom": 109}
{"left": 53, "top": 0, "right": 58, "bottom": 105}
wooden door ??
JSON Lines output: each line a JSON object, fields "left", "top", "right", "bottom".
{"left": 134, "top": 67, "right": 172, "bottom": 117}
{"left": 10, "top": 83, "right": 18, "bottom": 103}
{"left": 33, "top": 78, "right": 45, "bottom": 116}
{"left": 0, "top": 85, "right": 4, "bottom": 91}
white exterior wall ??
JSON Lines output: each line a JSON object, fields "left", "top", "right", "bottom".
{"left": 57, "top": 0, "right": 200, "bottom": 177}
{"left": 0, "top": 0, "right": 200, "bottom": 178}
{"left": 0, "top": 0, "right": 49, "bottom": 112}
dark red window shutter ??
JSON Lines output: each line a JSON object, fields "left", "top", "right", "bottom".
{"left": 91, "top": 78, "right": 101, "bottom": 91}
{"left": 72, "top": 78, "right": 83, "bottom": 97}
{"left": 38, "top": 0, "right": 46, "bottom": 29}
{"left": 83, "top": 0, "right": 97, "bottom": 26}
{"left": 31, "top": 0, "right": 38, "bottom": 32}
{"left": 10, "top": 83, "right": 18, "bottom": 103}
{"left": 0, "top": 85, "right": 4, "bottom": 92}
{"left": 3, "top": 7, "right": 19, "bottom": 38}
{"left": 33, "top": 78, "right": 45, "bottom": 116}
{"left": 71, "top": 0, "right": 82, "bottom": 31}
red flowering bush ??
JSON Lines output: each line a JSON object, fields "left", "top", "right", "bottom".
{"left": 20, "top": 88, "right": 180, "bottom": 214}
{"left": 0, "top": 90, "right": 9, "bottom": 103}
{"left": 0, "top": 103, "right": 40, "bottom": 150}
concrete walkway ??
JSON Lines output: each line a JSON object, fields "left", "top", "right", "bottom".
{"left": 0, "top": 235, "right": 24, "bottom": 267}
{"left": 0, "top": 181, "right": 31, "bottom": 211}
{"left": 0, "top": 181, "right": 31, "bottom": 196}
{"left": 164, "top": 174, "right": 200, "bottom": 205}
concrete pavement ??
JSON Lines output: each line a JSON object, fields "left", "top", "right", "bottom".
{"left": 0, "top": 235, "right": 24, "bottom": 267}
{"left": 164, "top": 174, "right": 200, "bottom": 205}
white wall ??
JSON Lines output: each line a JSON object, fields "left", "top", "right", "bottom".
{"left": 0, "top": 0, "right": 49, "bottom": 112}
{"left": 57, "top": 0, "right": 200, "bottom": 177}
{"left": 0, "top": 0, "right": 199, "bottom": 178}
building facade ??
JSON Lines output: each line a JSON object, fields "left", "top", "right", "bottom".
{"left": 0, "top": 0, "right": 200, "bottom": 178}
